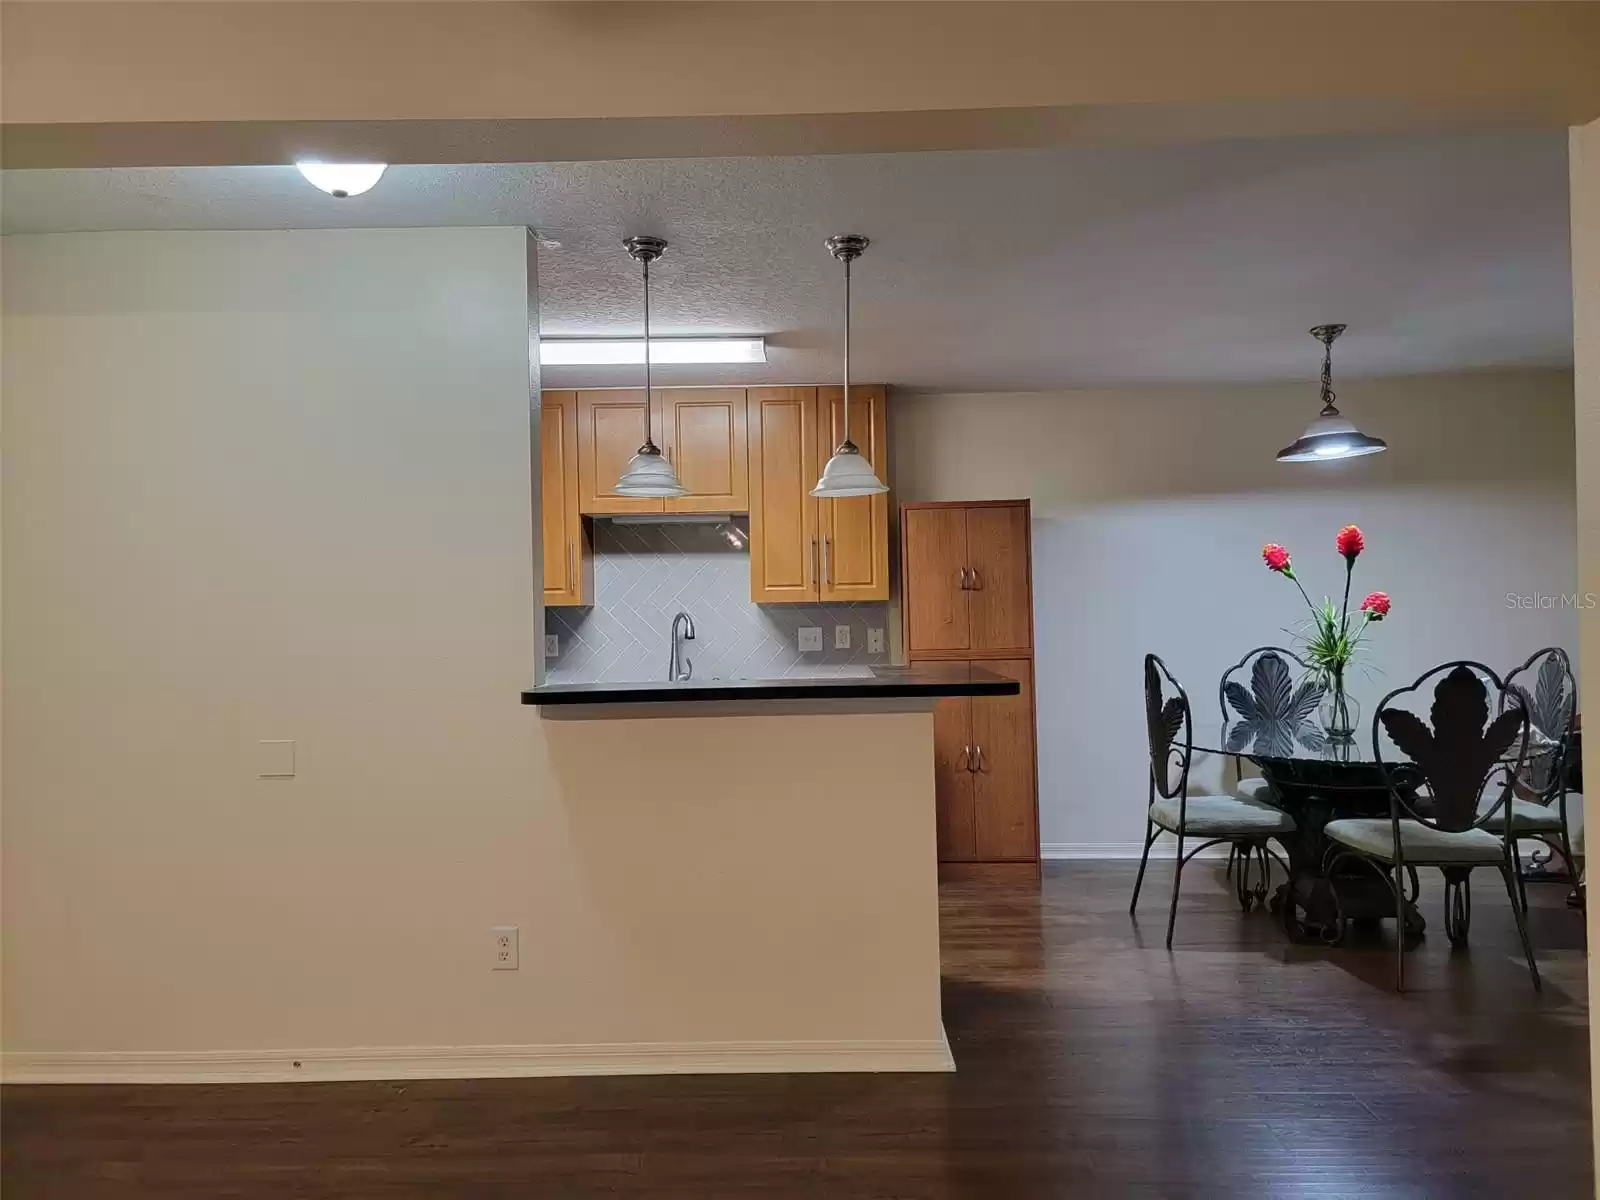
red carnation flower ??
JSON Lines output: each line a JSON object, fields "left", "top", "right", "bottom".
{"left": 1262, "top": 543, "right": 1291, "bottom": 573}
{"left": 1336, "top": 524, "right": 1365, "bottom": 561}
{"left": 1361, "top": 591, "right": 1391, "bottom": 620}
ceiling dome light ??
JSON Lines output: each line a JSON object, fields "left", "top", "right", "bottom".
{"left": 613, "top": 235, "right": 687, "bottom": 500}
{"left": 813, "top": 234, "right": 888, "bottom": 498}
{"left": 295, "top": 162, "right": 387, "bottom": 198}
{"left": 1276, "top": 324, "right": 1387, "bottom": 463}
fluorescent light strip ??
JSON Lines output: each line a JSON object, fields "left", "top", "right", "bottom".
{"left": 540, "top": 337, "right": 766, "bottom": 366}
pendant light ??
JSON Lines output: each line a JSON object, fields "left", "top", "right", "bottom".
{"left": 1276, "top": 324, "right": 1388, "bottom": 462}
{"left": 613, "top": 236, "right": 688, "bottom": 498}
{"left": 812, "top": 234, "right": 889, "bottom": 498}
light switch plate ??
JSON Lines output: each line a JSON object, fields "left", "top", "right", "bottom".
{"left": 834, "top": 625, "right": 851, "bottom": 649}
{"left": 258, "top": 740, "right": 296, "bottom": 779}
{"left": 798, "top": 626, "right": 823, "bottom": 652}
{"left": 544, "top": 633, "right": 560, "bottom": 658}
{"left": 867, "top": 627, "right": 886, "bottom": 654}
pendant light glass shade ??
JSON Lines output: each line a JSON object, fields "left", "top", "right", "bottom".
{"left": 1276, "top": 324, "right": 1387, "bottom": 464}
{"left": 813, "top": 234, "right": 888, "bottom": 499}
{"left": 614, "top": 235, "right": 687, "bottom": 499}
{"left": 615, "top": 448, "right": 690, "bottom": 496}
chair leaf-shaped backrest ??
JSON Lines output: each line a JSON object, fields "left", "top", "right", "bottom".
{"left": 1374, "top": 662, "right": 1529, "bottom": 833}
{"left": 1504, "top": 647, "right": 1576, "bottom": 802}
{"left": 1219, "top": 646, "right": 1324, "bottom": 758}
{"left": 1145, "top": 654, "right": 1192, "bottom": 800}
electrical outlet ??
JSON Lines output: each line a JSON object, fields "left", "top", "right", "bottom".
{"left": 544, "top": 634, "right": 559, "bottom": 658}
{"left": 798, "top": 626, "right": 823, "bottom": 652}
{"left": 492, "top": 925, "right": 519, "bottom": 970}
{"left": 867, "top": 628, "right": 885, "bottom": 654}
{"left": 834, "top": 625, "right": 851, "bottom": 649}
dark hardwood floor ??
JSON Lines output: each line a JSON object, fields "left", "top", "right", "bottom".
{"left": 4, "top": 860, "right": 1590, "bottom": 1198}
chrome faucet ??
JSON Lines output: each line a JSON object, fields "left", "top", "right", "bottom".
{"left": 668, "top": 611, "right": 696, "bottom": 682}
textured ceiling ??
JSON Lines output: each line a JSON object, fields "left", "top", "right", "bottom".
{"left": 1, "top": 134, "right": 1572, "bottom": 391}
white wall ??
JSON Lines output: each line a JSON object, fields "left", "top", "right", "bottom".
{"left": 1, "top": 229, "right": 944, "bottom": 1077}
{"left": 891, "top": 373, "right": 1578, "bottom": 850}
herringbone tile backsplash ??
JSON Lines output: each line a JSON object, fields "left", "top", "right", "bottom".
{"left": 544, "top": 521, "right": 888, "bottom": 683}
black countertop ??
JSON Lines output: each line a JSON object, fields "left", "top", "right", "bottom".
{"left": 522, "top": 665, "right": 1020, "bottom": 707}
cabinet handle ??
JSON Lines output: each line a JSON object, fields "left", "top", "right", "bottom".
{"left": 811, "top": 538, "right": 819, "bottom": 591}
{"left": 969, "top": 567, "right": 982, "bottom": 591}
{"left": 566, "top": 543, "right": 575, "bottom": 591}
{"left": 823, "top": 536, "right": 832, "bottom": 587}
{"left": 972, "top": 744, "right": 985, "bottom": 773}
{"left": 958, "top": 745, "right": 971, "bottom": 772}
{"left": 958, "top": 567, "right": 970, "bottom": 590}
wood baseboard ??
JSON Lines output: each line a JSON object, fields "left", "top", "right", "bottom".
{"left": 3, "top": 1034, "right": 956, "bottom": 1085}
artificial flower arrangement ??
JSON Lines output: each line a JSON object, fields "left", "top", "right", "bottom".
{"left": 1261, "top": 525, "right": 1392, "bottom": 738}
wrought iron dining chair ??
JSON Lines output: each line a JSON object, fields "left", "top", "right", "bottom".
{"left": 1133, "top": 654, "right": 1297, "bottom": 947}
{"left": 1486, "top": 647, "right": 1578, "bottom": 912}
{"left": 1323, "top": 661, "right": 1538, "bottom": 992}
{"left": 1218, "top": 647, "right": 1323, "bottom": 878}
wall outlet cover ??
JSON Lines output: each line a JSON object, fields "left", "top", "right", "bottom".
{"left": 492, "top": 925, "right": 519, "bottom": 971}
{"left": 834, "top": 625, "right": 851, "bottom": 649}
{"left": 798, "top": 626, "right": 823, "bottom": 652}
{"left": 544, "top": 633, "right": 559, "bottom": 658}
{"left": 867, "top": 627, "right": 885, "bottom": 654}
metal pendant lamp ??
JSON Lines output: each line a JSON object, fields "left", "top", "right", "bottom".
{"left": 812, "top": 234, "right": 888, "bottom": 498}
{"left": 1276, "top": 324, "right": 1388, "bottom": 463}
{"left": 613, "top": 235, "right": 689, "bottom": 498}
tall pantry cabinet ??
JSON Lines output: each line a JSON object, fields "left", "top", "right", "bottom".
{"left": 900, "top": 500, "right": 1040, "bottom": 880}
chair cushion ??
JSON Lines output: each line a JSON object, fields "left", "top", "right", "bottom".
{"left": 1480, "top": 798, "right": 1565, "bottom": 834}
{"left": 1232, "top": 776, "right": 1274, "bottom": 804}
{"left": 1324, "top": 818, "right": 1505, "bottom": 864}
{"left": 1150, "top": 793, "right": 1295, "bottom": 836}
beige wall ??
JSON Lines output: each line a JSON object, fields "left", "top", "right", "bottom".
{"left": 5, "top": 2, "right": 1599, "bottom": 168}
{"left": 1569, "top": 116, "right": 1600, "bottom": 1184}
{"left": 0, "top": 228, "right": 944, "bottom": 1077}
{"left": 891, "top": 373, "right": 1578, "bottom": 850}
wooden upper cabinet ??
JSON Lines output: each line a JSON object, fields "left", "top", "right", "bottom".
{"left": 576, "top": 389, "right": 663, "bottom": 515}
{"left": 971, "top": 659, "right": 1038, "bottom": 861}
{"left": 901, "top": 501, "right": 1033, "bottom": 657}
{"left": 748, "top": 387, "right": 820, "bottom": 603}
{"left": 816, "top": 385, "right": 890, "bottom": 602}
{"left": 966, "top": 504, "right": 1032, "bottom": 653}
{"left": 541, "top": 390, "right": 591, "bottom": 606}
{"left": 658, "top": 388, "right": 749, "bottom": 514}
{"left": 903, "top": 505, "right": 972, "bottom": 653}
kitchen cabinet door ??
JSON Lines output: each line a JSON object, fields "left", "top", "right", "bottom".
{"left": 748, "top": 387, "right": 820, "bottom": 603}
{"left": 576, "top": 389, "right": 664, "bottom": 515}
{"left": 972, "top": 659, "right": 1039, "bottom": 861}
{"left": 816, "top": 385, "right": 890, "bottom": 602}
{"left": 932, "top": 665, "right": 977, "bottom": 862}
{"left": 902, "top": 505, "right": 970, "bottom": 653}
{"left": 966, "top": 503, "right": 1033, "bottom": 653}
{"left": 659, "top": 388, "right": 749, "bottom": 514}
{"left": 541, "top": 390, "right": 590, "bottom": 606}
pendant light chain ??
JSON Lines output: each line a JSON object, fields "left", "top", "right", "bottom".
{"left": 1319, "top": 334, "right": 1336, "bottom": 415}
{"left": 1312, "top": 322, "right": 1345, "bottom": 417}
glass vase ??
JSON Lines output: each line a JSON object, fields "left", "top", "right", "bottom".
{"left": 1318, "top": 669, "right": 1361, "bottom": 742}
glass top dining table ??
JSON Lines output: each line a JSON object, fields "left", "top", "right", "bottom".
{"left": 1192, "top": 713, "right": 1555, "bottom": 767}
